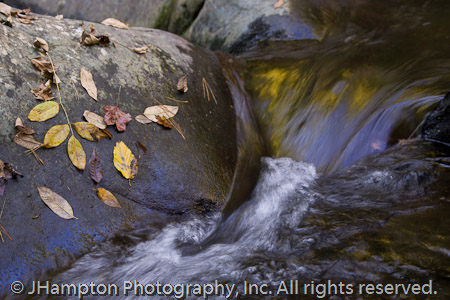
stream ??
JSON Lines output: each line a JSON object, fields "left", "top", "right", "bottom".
{"left": 37, "top": 1, "right": 450, "bottom": 299}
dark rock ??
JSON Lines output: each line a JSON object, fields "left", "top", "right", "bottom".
{"left": 422, "top": 92, "right": 450, "bottom": 144}
{"left": 2, "top": 0, "right": 204, "bottom": 33}
{"left": 184, "top": 0, "right": 316, "bottom": 54}
{"left": 0, "top": 11, "right": 237, "bottom": 293}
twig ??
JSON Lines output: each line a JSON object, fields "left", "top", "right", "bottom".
{"left": 46, "top": 52, "right": 74, "bottom": 137}
{"left": 166, "top": 96, "right": 188, "bottom": 103}
{"left": 0, "top": 197, "right": 6, "bottom": 219}
{"left": 0, "top": 231, "right": 4, "bottom": 244}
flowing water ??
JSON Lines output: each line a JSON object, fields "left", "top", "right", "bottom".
{"left": 43, "top": 1, "right": 450, "bottom": 299}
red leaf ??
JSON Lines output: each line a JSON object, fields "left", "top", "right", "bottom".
{"left": 102, "top": 105, "right": 132, "bottom": 132}
{"left": 88, "top": 148, "right": 103, "bottom": 184}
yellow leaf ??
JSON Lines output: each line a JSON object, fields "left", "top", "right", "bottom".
{"left": 101, "top": 18, "right": 129, "bottom": 29}
{"left": 97, "top": 188, "right": 121, "bottom": 208}
{"left": 67, "top": 135, "right": 86, "bottom": 170}
{"left": 28, "top": 101, "right": 59, "bottom": 122}
{"left": 37, "top": 186, "right": 77, "bottom": 219}
{"left": 113, "top": 141, "right": 138, "bottom": 179}
{"left": 72, "top": 122, "right": 97, "bottom": 141}
{"left": 43, "top": 124, "right": 70, "bottom": 148}
{"left": 80, "top": 67, "right": 98, "bottom": 101}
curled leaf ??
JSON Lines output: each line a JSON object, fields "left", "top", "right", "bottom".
{"left": 156, "top": 115, "right": 173, "bottom": 128}
{"left": 88, "top": 148, "right": 103, "bottom": 184}
{"left": 133, "top": 46, "right": 149, "bottom": 54}
{"left": 97, "top": 188, "right": 121, "bottom": 208}
{"left": 43, "top": 124, "right": 70, "bottom": 148}
{"left": 177, "top": 75, "right": 188, "bottom": 93}
{"left": 80, "top": 24, "right": 110, "bottom": 46}
{"left": 143, "top": 105, "right": 178, "bottom": 122}
{"left": 113, "top": 141, "right": 138, "bottom": 179}
{"left": 72, "top": 122, "right": 97, "bottom": 141}
{"left": 31, "top": 57, "right": 58, "bottom": 78}
{"left": 103, "top": 105, "right": 132, "bottom": 132}
{"left": 28, "top": 101, "right": 59, "bottom": 122}
{"left": 30, "top": 83, "right": 55, "bottom": 101}
{"left": 37, "top": 186, "right": 77, "bottom": 219}
{"left": 34, "top": 37, "right": 49, "bottom": 53}
{"left": 101, "top": 18, "right": 129, "bottom": 30}
{"left": 83, "top": 110, "right": 107, "bottom": 129}
{"left": 15, "top": 117, "right": 35, "bottom": 135}
{"left": 80, "top": 67, "right": 98, "bottom": 101}
{"left": 67, "top": 135, "right": 86, "bottom": 170}
{"left": 0, "top": 3, "right": 11, "bottom": 16}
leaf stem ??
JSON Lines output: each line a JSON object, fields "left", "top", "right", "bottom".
{"left": 46, "top": 52, "right": 74, "bottom": 137}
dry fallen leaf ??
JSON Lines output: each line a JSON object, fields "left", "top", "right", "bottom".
{"left": 34, "top": 37, "right": 49, "bottom": 53}
{"left": 0, "top": 3, "right": 11, "bottom": 16}
{"left": 103, "top": 105, "right": 132, "bottom": 132}
{"left": 143, "top": 105, "right": 179, "bottom": 122}
{"left": 80, "top": 67, "right": 98, "bottom": 101}
{"left": 37, "top": 186, "right": 77, "bottom": 219}
{"left": 94, "top": 129, "right": 112, "bottom": 141}
{"left": 15, "top": 117, "right": 35, "bottom": 135}
{"left": 30, "top": 83, "right": 54, "bottom": 101}
{"left": 156, "top": 115, "right": 173, "bottom": 128}
{"left": 101, "top": 18, "right": 129, "bottom": 29}
{"left": 28, "top": 101, "right": 59, "bottom": 122}
{"left": 97, "top": 188, "right": 121, "bottom": 208}
{"left": 177, "top": 75, "right": 188, "bottom": 93}
{"left": 13, "top": 132, "right": 42, "bottom": 150}
{"left": 31, "top": 57, "right": 58, "bottom": 78}
{"left": 80, "top": 24, "right": 110, "bottom": 46}
{"left": 274, "top": 0, "right": 285, "bottom": 8}
{"left": 88, "top": 148, "right": 103, "bottom": 184}
{"left": 83, "top": 110, "right": 107, "bottom": 129}
{"left": 72, "top": 122, "right": 98, "bottom": 141}
{"left": 67, "top": 135, "right": 86, "bottom": 170}
{"left": 0, "top": 159, "right": 23, "bottom": 197}
{"left": 113, "top": 141, "right": 138, "bottom": 179}
{"left": 55, "top": 14, "right": 63, "bottom": 20}
{"left": 43, "top": 124, "right": 70, "bottom": 148}
{"left": 135, "top": 114, "right": 152, "bottom": 124}
{"left": 136, "top": 141, "right": 147, "bottom": 153}
{"left": 132, "top": 46, "right": 149, "bottom": 54}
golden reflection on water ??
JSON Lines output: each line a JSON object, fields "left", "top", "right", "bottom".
{"left": 242, "top": 0, "right": 450, "bottom": 171}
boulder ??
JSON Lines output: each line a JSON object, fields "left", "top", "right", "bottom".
{"left": 2, "top": 0, "right": 204, "bottom": 33}
{"left": 183, "top": 0, "right": 316, "bottom": 54}
{"left": 0, "top": 8, "right": 237, "bottom": 292}
{"left": 422, "top": 92, "right": 450, "bottom": 144}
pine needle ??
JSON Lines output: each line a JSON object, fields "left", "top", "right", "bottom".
{"left": 202, "top": 77, "right": 217, "bottom": 104}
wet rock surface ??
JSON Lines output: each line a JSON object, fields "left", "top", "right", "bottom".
{"left": 422, "top": 92, "right": 450, "bottom": 144}
{"left": 184, "top": 0, "right": 316, "bottom": 54}
{"left": 0, "top": 10, "right": 236, "bottom": 291}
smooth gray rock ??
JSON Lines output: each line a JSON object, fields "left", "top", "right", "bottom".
{"left": 0, "top": 10, "right": 237, "bottom": 293}
{"left": 184, "top": 0, "right": 316, "bottom": 54}
{"left": 3, "top": 0, "right": 204, "bottom": 33}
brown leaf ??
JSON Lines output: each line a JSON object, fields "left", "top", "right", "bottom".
{"left": 177, "top": 75, "right": 188, "bottom": 93}
{"left": 80, "top": 67, "right": 98, "bottom": 101}
{"left": 101, "top": 18, "right": 129, "bottom": 30}
{"left": 88, "top": 148, "right": 103, "bottom": 184}
{"left": 103, "top": 105, "right": 132, "bottom": 132}
{"left": 132, "top": 46, "right": 149, "bottom": 54}
{"left": 0, "top": 159, "right": 23, "bottom": 197}
{"left": 274, "top": 0, "right": 285, "bottom": 8}
{"left": 80, "top": 24, "right": 110, "bottom": 47}
{"left": 37, "top": 186, "right": 77, "bottom": 219}
{"left": 136, "top": 141, "right": 147, "bottom": 153}
{"left": 72, "top": 122, "right": 97, "bottom": 141}
{"left": 156, "top": 115, "right": 173, "bottom": 128}
{"left": 67, "top": 135, "right": 86, "bottom": 170}
{"left": 33, "top": 37, "right": 49, "bottom": 53}
{"left": 31, "top": 57, "right": 58, "bottom": 79}
{"left": 135, "top": 114, "right": 152, "bottom": 124}
{"left": 97, "top": 188, "right": 121, "bottom": 208}
{"left": 17, "top": 18, "right": 32, "bottom": 24}
{"left": 13, "top": 132, "right": 42, "bottom": 150}
{"left": 15, "top": 117, "right": 35, "bottom": 135}
{"left": 94, "top": 129, "right": 112, "bottom": 141}
{"left": 30, "top": 83, "right": 55, "bottom": 101}
{"left": 43, "top": 124, "right": 70, "bottom": 148}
